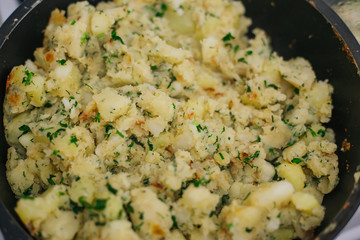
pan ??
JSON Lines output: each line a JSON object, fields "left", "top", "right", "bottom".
{"left": 0, "top": 0, "right": 360, "bottom": 239}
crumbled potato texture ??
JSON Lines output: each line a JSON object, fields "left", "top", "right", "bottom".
{"left": 4, "top": 0, "right": 338, "bottom": 239}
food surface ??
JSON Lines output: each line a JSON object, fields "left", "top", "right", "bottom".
{"left": 3, "top": 0, "right": 339, "bottom": 239}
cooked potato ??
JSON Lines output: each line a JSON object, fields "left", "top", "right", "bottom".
{"left": 3, "top": 0, "right": 337, "bottom": 239}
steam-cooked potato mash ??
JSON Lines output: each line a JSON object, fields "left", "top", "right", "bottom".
{"left": 3, "top": 0, "right": 339, "bottom": 239}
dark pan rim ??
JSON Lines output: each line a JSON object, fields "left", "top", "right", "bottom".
{"left": 0, "top": 0, "right": 360, "bottom": 239}
{"left": 306, "top": 1, "right": 360, "bottom": 239}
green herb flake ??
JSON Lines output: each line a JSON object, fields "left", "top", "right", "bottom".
{"left": 243, "top": 191, "right": 251, "bottom": 201}
{"left": 251, "top": 136, "right": 261, "bottom": 143}
{"left": 167, "top": 73, "right": 177, "bottom": 89}
{"left": 111, "top": 30, "right": 125, "bottom": 44}
{"left": 106, "top": 182, "right": 118, "bottom": 195}
{"left": 222, "top": 32, "right": 235, "bottom": 42}
{"left": 70, "top": 134, "right": 79, "bottom": 147}
{"left": 286, "top": 104, "right": 294, "bottom": 112}
{"left": 47, "top": 174, "right": 56, "bottom": 185}
{"left": 81, "top": 32, "right": 90, "bottom": 44}
{"left": 291, "top": 158, "right": 303, "bottom": 164}
{"left": 92, "top": 112, "right": 101, "bottom": 123}
{"left": 193, "top": 177, "right": 211, "bottom": 187}
{"left": 238, "top": 57, "right": 248, "bottom": 64}
{"left": 92, "top": 199, "right": 108, "bottom": 210}
{"left": 245, "top": 50, "right": 253, "bottom": 56}
{"left": 134, "top": 222, "right": 144, "bottom": 232}
{"left": 18, "top": 125, "right": 31, "bottom": 138}
{"left": 317, "top": 129, "right": 326, "bottom": 137}
{"left": 117, "top": 130, "right": 125, "bottom": 138}
{"left": 22, "top": 70, "right": 34, "bottom": 86}
{"left": 294, "top": 88, "right": 300, "bottom": 95}
{"left": 155, "top": 3, "right": 167, "bottom": 17}
{"left": 142, "top": 177, "right": 150, "bottom": 186}
{"left": 243, "top": 151, "right": 260, "bottom": 164}
{"left": 71, "top": 20, "right": 76, "bottom": 25}
{"left": 267, "top": 84, "right": 279, "bottom": 90}
{"left": 171, "top": 215, "right": 178, "bottom": 229}
{"left": 246, "top": 86, "right": 251, "bottom": 93}
{"left": 307, "top": 127, "right": 317, "bottom": 137}
{"left": 105, "top": 125, "right": 114, "bottom": 139}
{"left": 22, "top": 184, "right": 34, "bottom": 198}
{"left": 234, "top": 45, "right": 239, "bottom": 53}
{"left": 147, "top": 138, "right": 154, "bottom": 151}
{"left": 124, "top": 201, "right": 134, "bottom": 213}
{"left": 56, "top": 59, "right": 67, "bottom": 65}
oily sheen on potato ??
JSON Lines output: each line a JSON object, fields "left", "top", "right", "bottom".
{"left": 3, "top": 0, "right": 338, "bottom": 239}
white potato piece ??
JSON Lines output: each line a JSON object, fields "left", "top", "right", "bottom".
{"left": 93, "top": 88, "right": 131, "bottom": 122}
{"left": 246, "top": 181, "right": 294, "bottom": 209}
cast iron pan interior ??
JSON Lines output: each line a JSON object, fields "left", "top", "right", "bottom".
{"left": 1, "top": 0, "right": 360, "bottom": 239}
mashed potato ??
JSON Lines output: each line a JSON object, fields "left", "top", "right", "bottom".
{"left": 3, "top": 0, "right": 338, "bottom": 239}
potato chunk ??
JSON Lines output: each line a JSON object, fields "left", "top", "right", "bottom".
{"left": 93, "top": 88, "right": 131, "bottom": 122}
{"left": 247, "top": 181, "right": 294, "bottom": 209}
{"left": 48, "top": 61, "right": 80, "bottom": 97}
{"left": 277, "top": 163, "right": 306, "bottom": 191}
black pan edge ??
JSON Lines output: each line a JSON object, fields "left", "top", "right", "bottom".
{"left": 0, "top": 0, "right": 43, "bottom": 49}
{"left": 306, "top": 0, "right": 360, "bottom": 239}
{"left": 0, "top": 1, "right": 44, "bottom": 239}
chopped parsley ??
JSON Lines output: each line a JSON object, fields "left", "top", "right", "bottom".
{"left": 79, "top": 197, "right": 107, "bottom": 210}
{"left": 245, "top": 50, "right": 253, "bottom": 56}
{"left": 105, "top": 125, "right": 114, "bottom": 139}
{"left": 317, "top": 129, "right": 326, "bottom": 137}
{"left": 147, "top": 138, "right": 154, "bottom": 151}
{"left": 243, "top": 192, "right": 251, "bottom": 201}
{"left": 307, "top": 127, "right": 317, "bottom": 137}
{"left": 267, "top": 83, "right": 279, "bottom": 90}
{"left": 22, "top": 184, "right": 34, "bottom": 199}
{"left": 134, "top": 222, "right": 144, "bottom": 232}
{"left": 92, "top": 112, "right": 101, "bottom": 123}
{"left": 286, "top": 104, "right": 294, "bottom": 112}
{"left": 117, "top": 130, "right": 125, "bottom": 138}
{"left": 243, "top": 151, "right": 260, "bottom": 166}
{"left": 167, "top": 73, "right": 177, "bottom": 89}
{"left": 111, "top": 30, "right": 125, "bottom": 44}
{"left": 234, "top": 45, "right": 239, "bottom": 53}
{"left": 70, "top": 134, "right": 79, "bottom": 147}
{"left": 155, "top": 3, "right": 167, "bottom": 17}
{"left": 47, "top": 174, "right": 56, "bottom": 185}
{"left": 294, "top": 88, "right": 300, "bottom": 95}
{"left": 56, "top": 59, "right": 67, "bottom": 65}
{"left": 222, "top": 32, "right": 235, "bottom": 42}
{"left": 18, "top": 125, "right": 31, "bottom": 138}
{"left": 46, "top": 128, "right": 65, "bottom": 142}
{"left": 22, "top": 70, "right": 34, "bottom": 86}
{"left": 71, "top": 20, "right": 76, "bottom": 25}
{"left": 106, "top": 182, "right": 118, "bottom": 195}
{"left": 238, "top": 57, "right": 248, "bottom": 64}
{"left": 251, "top": 136, "right": 261, "bottom": 143}
{"left": 81, "top": 32, "right": 90, "bottom": 44}
{"left": 192, "top": 177, "right": 211, "bottom": 187}
{"left": 291, "top": 158, "right": 303, "bottom": 164}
